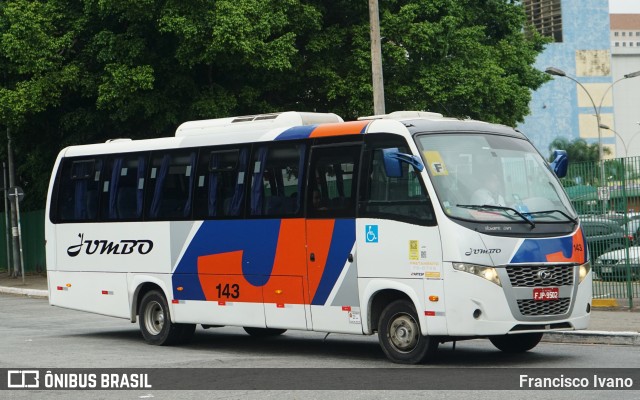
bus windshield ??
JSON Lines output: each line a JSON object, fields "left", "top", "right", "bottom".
{"left": 416, "top": 133, "right": 576, "bottom": 224}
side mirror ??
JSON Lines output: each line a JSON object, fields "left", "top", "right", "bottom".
{"left": 550, "top": 150, "right": 568, "bottom": 178}
{"left": 382, "top": 148, "right": 424, "bottom": 178}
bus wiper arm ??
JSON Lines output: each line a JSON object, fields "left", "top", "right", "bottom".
{"left": 456, "top": 204, "right": 536, "bottom": 228}
{"left": 524, "top": 209, "right": 578, "bottom": 224}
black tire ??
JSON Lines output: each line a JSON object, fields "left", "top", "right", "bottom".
{"left": 139, "top": 290, "right": 195, "bottom": 345}
{"left": 377, "top": 299, "right": 438, "bottom": 364}
{"left": 489, "top": 332, "right": 543, "bottom": 353}
{"left": 243, "top": 327, "right": 287, "bottom": 337}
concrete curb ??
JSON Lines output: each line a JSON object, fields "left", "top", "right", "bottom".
{"left": 0, "top": 286, "right": 48, "bottom": 298}
{"left": 592, "top": 298, "right": 619, "bottom": 308}
{"left": 543, "top": 330, "right": 640, "bottom": 346}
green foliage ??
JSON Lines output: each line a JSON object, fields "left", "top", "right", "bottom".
{"left": 1, "top": 0, "right": 549, "bottom": 210}
{"left": 548, "top": 137, "right": 611, "bottom": 163}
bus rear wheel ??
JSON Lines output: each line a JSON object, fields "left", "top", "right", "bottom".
{"left": 243, "top": 327, "right": 287, "bottom": 337}
{"left": 378, "top": 300, "right": 438, "bottom": 364}
{"left": 489, "top": 332, "right": 543, "bottom": 353}
{"left": 139, "top": 290, "right": 195, "bottom": 346}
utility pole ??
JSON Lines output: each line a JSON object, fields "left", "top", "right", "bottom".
{"left": 369, "top": 0, "right": 385, "bottom": 115}
{"left": 7, "top": 127, "right": 22, "bottom": 278}
{"left": 3, "top": 162, "right": 12, "bottom": 276}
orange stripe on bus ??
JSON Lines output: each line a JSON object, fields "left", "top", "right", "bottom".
{"left": 306, "top": 219, "right": 335, "bottom": 302}
{"left": 197, "top": 251, "right": 263, "bottom": 302}
{"left": 309, "top": 121, "right": 369, "bottom": 138}
{"left": 270, "top": 219, "right": 309, "bottom": 304}
{"left": 271, "top": 219, "right": 307, "bottom": 276}
{"left": 197, "top": 250, "right": 244, "bottom": 275}
{"left": 546, "top": 228, "right": 586, "bottom": 263}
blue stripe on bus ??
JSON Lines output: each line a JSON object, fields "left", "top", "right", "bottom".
{"left": 509, "top": 235, "right": 574, "bottom": 264}
{"left": 173, "top": 219, "right": 282, "bottom": 300}
{"left": 311, "top": 219, "right": 356, "bottom": 305}
{"left": 275, "top": 125, "right": 316, "bottom": 141}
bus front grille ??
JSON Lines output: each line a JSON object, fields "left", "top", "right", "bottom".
{"left": 506, "top": 265, "right": 574, "bottom": 287}
{"left": 517, "top": 298, "right": 571, "bottom": 316}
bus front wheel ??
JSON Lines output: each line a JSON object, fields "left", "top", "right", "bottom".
{"left": 139, "top": 290, "right": 195, "bottom": 346}
{"left": 377, "top": 300, "right": 438, "bottom": 364}
{"left": 489, "top": 332, "right": 543, "bottom": 353}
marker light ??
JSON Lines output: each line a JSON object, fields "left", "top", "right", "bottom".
{"left": 452, "top": 262, "right": 502, "bottom": 286}
{"left": 578, "top": 262, "right": 591, "bottom": 284}
{"left": 275, "top": 290, "right": 283, "bottom": 294}
{"left": 428, "top": 296, "right": 439, "bottom": 302}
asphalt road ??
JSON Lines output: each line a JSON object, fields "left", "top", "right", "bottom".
{"left": 1, "top": 294, "right": 639, "bottom": 399}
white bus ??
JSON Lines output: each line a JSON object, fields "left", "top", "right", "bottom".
{"left": 46, "top": 111, "right": 591, "bottom": 364}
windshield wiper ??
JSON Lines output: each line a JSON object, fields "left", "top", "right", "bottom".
{"left": 523, "top": 209, "right": 578, "bottom": 224}
{"left": 456, "top": 204, "right": 536, "bottom": 228}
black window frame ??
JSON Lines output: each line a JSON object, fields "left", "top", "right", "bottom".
{"left": 101, "top": 152, "right": 149, "bottom": 222}
{"left": 144, "top": 149, "right": 199, "bottom": 221}
{"left": 248, "top": 140, "right": 308, "bottom": 219}
{"left": 51, "top": 157, "right": 104, "bottom": 223}
{"left": 306, "top": 137, "right": 363, "bottom": 219}
{"left": 358, "top": 133, "right": 437, "bottom": 226}
{"left": 193, "top": 144, "right": 250, "bottom": 220}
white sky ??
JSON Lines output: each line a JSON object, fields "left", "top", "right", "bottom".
{"left": 609, "top": 0, "right": 640, "bottom": 13}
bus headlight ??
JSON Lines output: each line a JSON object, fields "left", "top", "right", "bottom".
{"left": 452, "top": 263, "right": 502, "bottom": 286}
{"left": 578, "top": 262, "right": 591, "bottom": 284}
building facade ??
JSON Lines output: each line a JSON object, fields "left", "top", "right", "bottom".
{"left": 517, "top": 0, "right": 614, "bottom": 159}
{"left": 610, "top": 14, "right": 640, "bottom": 157}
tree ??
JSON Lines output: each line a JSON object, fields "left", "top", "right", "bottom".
{"left": 1, "top": 0, "right": 550, "bottom": 210}
{"left": 548, "top": 137, "right": 611, "bottom": 163}
{"left": 550, "top": 137, "right": 614, "bottom": 187}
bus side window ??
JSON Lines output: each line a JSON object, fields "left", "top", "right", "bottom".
{"left": 193, "top": 147, "right": 248, "bottom": 219}
{"left": 56, "top": 158, "right": 103, "bottom": 222}
{"left": 360, "top": 135, "right": 436, "bottom": 225}
{"left": 102, "top": 154, "right": 147, "bottom": 221}
{"left": 250, "top": 143, "right": 306, "bottom": 217}
{"left": 146, "top": 150, "right": 197, "bottom": 220}
{"left": 307, "top": 144, "right": 361, "bottom": 218}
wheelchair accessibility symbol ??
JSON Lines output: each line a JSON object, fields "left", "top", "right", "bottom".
{"left": 365, "top": 225, "right": 378, "bottom": 243}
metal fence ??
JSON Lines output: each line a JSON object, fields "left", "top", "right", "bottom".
{"left": 0, "top": 210, "right": 46, "bottom": 274}
{"left": 563, "top": 156, "right": 640, "bottom": 307}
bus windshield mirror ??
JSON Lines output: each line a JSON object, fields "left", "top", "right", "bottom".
{"left": 382, "top": 148, "right": 424, "bottom": 178}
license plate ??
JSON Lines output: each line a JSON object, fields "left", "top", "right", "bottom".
{"left": 533, "top": 287, "right": 559, "bottom": 301}
{"left": 601, "top": 267, "right": 613, "bottom": 273}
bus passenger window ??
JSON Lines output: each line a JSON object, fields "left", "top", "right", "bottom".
{"left": 56, "top": 158, "right": 103, "bottom": 222}
{"left": 103, "top": 154, "right": 147, "bottom": 220}
{"left": 250, "top": 143, "right": 305, "bottom": 217}
{"left": 307, "top": 145, "right": 361, "bottom": 218}
{"left": 193, "top": 147, "right": 248, "bottom": 219}
{"left": 146, "top": 150, "right": 197, "bottom": 220}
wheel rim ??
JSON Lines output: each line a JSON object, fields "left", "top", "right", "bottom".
{"left": 144, "top": 300, "right": 164, "bottom": 336}
{"left": 387, "top": 312, "right": 419, "bottom": 353}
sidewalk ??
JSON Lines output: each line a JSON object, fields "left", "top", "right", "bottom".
{"left": 1, "top": 273, "right": 638, "bottom": 345}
